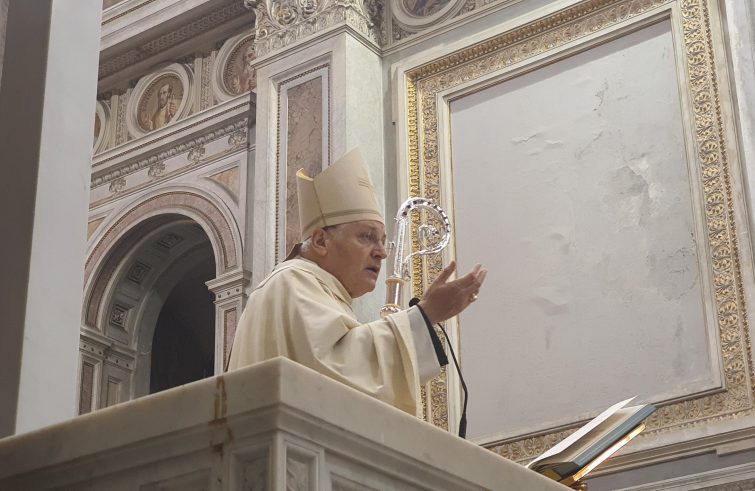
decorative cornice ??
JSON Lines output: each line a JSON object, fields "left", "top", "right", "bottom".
{"left": 80, "top": 331, "right": 137, "bottom": 369}
{"left": 691, "top": 479, "right": 755, "bottom": 491}
{"left": 91, "top": 118, "right": 248, "bottom": 188}
{"left": 102, "top": 0, "right": 161, "bottom": 26}
{"left": 245, "top": 0, "right": 381, "bottom": 59}
{"left": 99, "top": 0, "right": 249, "bottom": 80}
{"left": 206, "top": 269, "right": 252, "bottom": 300}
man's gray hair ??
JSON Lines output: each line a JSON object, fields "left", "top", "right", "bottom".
{"left": 300, "top": 224, "right": 345, "bottom": 253}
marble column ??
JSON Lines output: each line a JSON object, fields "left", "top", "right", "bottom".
{"left": 0, "top": 0, "right": 101, "bottom": 436}
{"left": 247, "top": 0, "right": 386, "bottom": 320}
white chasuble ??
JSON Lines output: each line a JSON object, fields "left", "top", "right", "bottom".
{"left": 227, "top": 258, "right": 436, "bottom": 416}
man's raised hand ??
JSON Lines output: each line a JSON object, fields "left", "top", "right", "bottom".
{"left": 418, "top": 261, "right": 487, "bottom": 325}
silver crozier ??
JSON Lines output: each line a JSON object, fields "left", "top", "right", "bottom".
{"left": 380, "top": 197, "right": 451, "bottom": 317}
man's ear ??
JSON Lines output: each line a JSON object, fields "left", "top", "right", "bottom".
{"left": 308, "top": 228, "right": 329, "bottom": 256}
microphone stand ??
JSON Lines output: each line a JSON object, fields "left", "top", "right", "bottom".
{"left": 437, "top": 322, "right": 468, "bottom": 439}
{"left": 410, "top": 297, "right": 468, "bottom": 438}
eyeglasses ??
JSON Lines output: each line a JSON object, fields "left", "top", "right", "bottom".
{"left": 357, "top": 231, "right": 386, "bottom": 250}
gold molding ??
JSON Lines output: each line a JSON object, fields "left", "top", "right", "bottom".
{"left": 405, "top": 0, "right": 754, "bottom": 461}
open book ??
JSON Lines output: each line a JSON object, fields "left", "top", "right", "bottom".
{"left": 527, "top": 397, "right": 656, "bottom": 485}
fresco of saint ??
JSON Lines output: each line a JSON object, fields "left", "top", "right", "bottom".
{"left": 139, "top": 76, "right": 183, "bottom": 132}
{"left": 226, "top": 41, "right": 256, "bottom": 95}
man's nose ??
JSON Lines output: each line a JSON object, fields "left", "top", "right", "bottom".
{"left": 375, "top": 243, "right": 388, "bottom": 259}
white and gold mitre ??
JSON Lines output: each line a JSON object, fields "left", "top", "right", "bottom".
{"left": 296, "top": 148, "right": 384, "bottom": 239}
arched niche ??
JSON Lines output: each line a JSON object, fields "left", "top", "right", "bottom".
{"left": 79, "top": 189, "right": 248, "bottom": 413}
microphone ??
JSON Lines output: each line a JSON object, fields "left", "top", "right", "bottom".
{"left": 410, "top": 297, "right": 468, "bottom": 439}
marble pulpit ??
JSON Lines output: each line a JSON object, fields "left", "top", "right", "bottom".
{"left": 0, "top": 357, "right": 565, "bottom": 490}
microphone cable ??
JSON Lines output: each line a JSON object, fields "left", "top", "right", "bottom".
{"left": 410, "top": 297, "right": 468, "bottom": 438}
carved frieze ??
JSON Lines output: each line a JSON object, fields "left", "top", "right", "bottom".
{"left": 188, "top": 145, "right": 206, "bottom": 163}
{"left": 228, "top": 130, "right": 248, "bottom": 148}
{"left": 109, "top": 177, "right": 127, "bottom": 194}
{"left": 114, "top": 90, "right": 129, "bottom": 146}
{"left": 147, "top": 162, "right": 166, "bottom": 179}
{"left": 90, "top": 117, "right": 248, "bottom": 207}
{"left": 245, "top": 0, "right": 382, "bottom": 58}
{"left": 92, "top": 119, "right": 246, "bottom": 187}
{"left": 99, "top": 0, "right": 248, "bottom": 80}
{"left": 200, "top": 53, "right": 214, "bottom": 111}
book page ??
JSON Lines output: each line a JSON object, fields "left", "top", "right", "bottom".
{"left": 527, "top": 397, "right": 635, "bottom": 469}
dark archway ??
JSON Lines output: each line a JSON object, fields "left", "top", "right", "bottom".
{"left": 150, "top": 248, "right": 215, "bottom": 394}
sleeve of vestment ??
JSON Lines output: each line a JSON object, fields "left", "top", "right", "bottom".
{"left": 407, "top": 306, "right": 444, "bottom": 384}
{"left": 412, "top": 304, "right": 450, "bottom": 366}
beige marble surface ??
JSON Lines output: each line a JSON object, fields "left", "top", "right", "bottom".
{"left": 285, "top": 76, "right": 323, "bottom": 254}
{"left": 0, "top": 357, "right": 567, "bottom": 490}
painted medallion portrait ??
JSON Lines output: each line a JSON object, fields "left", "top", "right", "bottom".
{"left": 224, "top": 37, "right": 256, "bottom": 95}
{"left": 137, "top": 75, "right": 184, "bottom": 132}
{"left": 403, "top": 0, "right": 451, "bottom": 17}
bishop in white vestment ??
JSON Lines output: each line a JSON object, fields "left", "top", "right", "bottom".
{"left": 228, "top": 149, "right": 486, "bottom": 416}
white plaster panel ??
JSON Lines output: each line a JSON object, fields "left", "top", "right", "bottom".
{"left": 450, "top": 20, "right": 717, "bottom": 440}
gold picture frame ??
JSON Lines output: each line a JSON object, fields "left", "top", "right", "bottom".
{"left": 403, "top": 0, "right": 753, "bottom": 462}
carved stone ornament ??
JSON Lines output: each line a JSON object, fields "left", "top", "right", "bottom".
{"left": 244, "top": 0, "right": 382, "bottom": 58}
{"left": 110, "top": 304, "right": 129, "bottom": 327}
{"left": 286, "top": 457, "right": 309, "bottom": 490}
{"left": 91, "top": 118, "right": 247, "bottom": 190}
{"left": 404, "top": 0, "right": 755, "bottom": 462}
{"left": 228, "top": 130, "right": 248, "bottom": 148}
{"left": 147, "top": 162, "right": 166, "bottom": 179}
{"left": 109, "top": 177, "right": 127, "bottom": 194}
{"left": 126, "top": 261, "right": 152, "bottom": 284}
{"left": 188, "top": 145, "right": 206, "bottom": 163}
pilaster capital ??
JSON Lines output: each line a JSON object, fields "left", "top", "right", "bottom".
{"left": 245, "top": 0, "right": 382, "bottom": 59}
{"left": 206, "top": 268, "right": 252, "bottom": 300}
